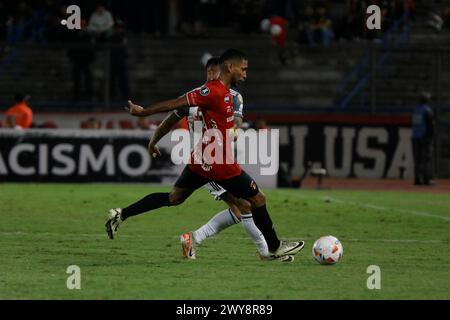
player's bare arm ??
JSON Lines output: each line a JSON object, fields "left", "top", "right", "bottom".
{"left": 127, "top": 96, "right": 189, "bottom": 117}
{"left": 233, "top": 115, "right": 243, "bottom": 129}
{"left": 148, "top": 112, "right": 180, "bottom": 158}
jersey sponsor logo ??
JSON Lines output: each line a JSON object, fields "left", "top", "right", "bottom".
{"left": 227, "top": 116, "right": 234, "bottom": 123}
{"left": 201, "top": 163, "right": 212, "bottom": 171}
{"left": 200, "top": 87, "right": 210, "bottom": 96}
{"left": 224, "top": 96, "right": 230, "bottom": 103}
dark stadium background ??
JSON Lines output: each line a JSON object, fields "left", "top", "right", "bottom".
{"left": 0, "top": 0, "right": 449, "bottom": 186}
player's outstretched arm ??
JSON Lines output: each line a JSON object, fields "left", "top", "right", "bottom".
{"left": 127, "top": 96, "right": 189, "bottom": 117}
{"left": 148, "top": 112, "right": 181, "bottom": 158}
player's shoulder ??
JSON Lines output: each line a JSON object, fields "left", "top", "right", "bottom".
{"left": 202, "top": 80, "right": 230, "bottom": 98}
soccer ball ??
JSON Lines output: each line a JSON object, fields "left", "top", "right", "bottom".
{"left": 312, "top": 235, "right": 343, "bottom": 265}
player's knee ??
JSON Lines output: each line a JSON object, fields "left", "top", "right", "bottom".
{"left": 246, "top": 191, "right": 265, "bottom": 208}
{"left": 252, "top": 191, "right": 266, "bottom": 207}
{"left": 169, "top": 191, "right": 186, "bottom": 206}
{"left": 229, "top": 204, "right": 241, "bottom": 219}
{"left": 236, "top": 198, "right": 252, "bottom": 214}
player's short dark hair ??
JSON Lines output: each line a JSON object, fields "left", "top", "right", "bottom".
{"left": 219, "top": 49, "right": 247, "bottom": 64}
{"left": 205, "top": 56, "right": 220, "bottom": 69}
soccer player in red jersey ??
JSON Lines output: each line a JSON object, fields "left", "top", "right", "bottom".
{"left": 147, "top": 57, "right": 292, "bottom": 262}
{"left": 105, "top": 49, "right": 305, "bottom": 259}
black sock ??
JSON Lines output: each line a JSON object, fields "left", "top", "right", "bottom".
{"left": 121, "top": 193, "right": 170, "bottom": 220}
{"left": 251, "top": 204, "right": 280, "bottom": 252}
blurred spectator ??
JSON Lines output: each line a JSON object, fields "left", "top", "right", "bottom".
{"left": 427, "top": 9, "right": 444, "bottom": 32}
{"left": 46, "top": 4, "right": 70, "bottom": 42}
{"left": 105, "top": 120, "right": 115, "bottom": 129}
{"left": 67, "top": 19, "right": 95, "bottom": 101}
{"left": 109, "top": 20, "right": 130, "bottom": 101}
{"left": 305, "top": 4, "right": 334, "bottom": 48}
{"left": 296, "top": 4, "right": 314, "bottom": 44}
{"left": 136, "top": 117, "right": 151, "bottom": 130}
{"left": 36, "top": 121, "right": 58, "bottom": 129}
{"left": 5, "top": 115, "right": 23, "bottom": 129}
{"left": 119, "top": 119, "right": 134, "bottom": 129}
{"left": 443, "top": 4, "right": 450, "bottom": 29}
{"left": 404, "top": 0, "right": 416, "bottom": 21}
{"left": 178, "top": 0, "right": 206, "bottom": 36}
{"left": 342, "top": 0, "right": 365, "bottom": 41}
{"left": 136, "top": 117, "right": 158, "bottom": 130}
{"left": 6, "top": 1, "right": 32, "bottom": 44}
{"left": 233, "top": 0, "right": 264, "bottom": 34}
{"left": 87, "top": 4, "right": 114, "bottom": 41}
{"left": 4, "top": 93, "right": 33, "bottom": 129}
{"left": 261, "top": 15, "right": 288, "bottom": 65}
{"left": 412, "top": 91, "right": 435, "bottom": 186}
{"left": 81, "top": 117, "right": 102, "bottom": 129}
{"left": 253, "top": 118, "right": 268, "bottom": 131}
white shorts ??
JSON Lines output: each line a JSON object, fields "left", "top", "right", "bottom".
{"left": 203, "top": 182, "right": 227, "bottom": 201}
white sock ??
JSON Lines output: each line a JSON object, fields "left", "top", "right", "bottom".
{"left": 193, "top": 209, "right": 239, "bottom": 245}
{"left": 240, "top": 213, "right": 270, "bottom": 258}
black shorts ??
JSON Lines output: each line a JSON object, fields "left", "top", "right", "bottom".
{"left": 174, "top": 166, "right": 259, "bottom": 199}
{"left": 174, "top": 166, "right": 211, "bottom": 190}
{"left": 215, "top": 170, "right": 259, "bottom": 199}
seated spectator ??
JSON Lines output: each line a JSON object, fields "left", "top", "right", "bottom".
{"left": 109, "top": 20, "right": 130, "bottom": 101}
{"left": 119, "top": 119, "right": 134, "bottom": 130}
{"left": 444, "top": 5, "right": 450, "bottom": 29}
{"left": 67, "top": 18, "right": 95, "bottom": 101}
{"left": 87, "top": 4, "right": 114, "bottom": 41}
{"left": 37, "top": 121, "right": 58, "bottom": 129}
{"left": 5, "top": 1, "right": 32, "bottom": 45}
{"left": 4, "top": 93, "right": 33, "bottom": 129}
{"left": 253, "top": 118, "right": 269, "bottom": 131}
{"left": 81, "top": 117, "right": 102, "bottom": 129}
{"left": 5, "top": 115, "right": 23, "bottom": 130}
{"left": 105, "top": 120, "right": 115, "bottom": 129}
{"left": 305, "top": 4, "right": 334, "bottom": 48}
{"left": 136, "top": 117, "right": 158, "bottom": 130}
{"left": 136, "top": 117, "right": 150, "bottom": 130}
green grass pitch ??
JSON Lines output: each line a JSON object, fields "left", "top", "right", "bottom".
{"left": 0, "top": 183, "right": 449, "bottom": 299}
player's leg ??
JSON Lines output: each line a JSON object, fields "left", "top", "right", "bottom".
{"left": 106, "top": 166, "right": 207, "bottom": 239}
{"left": 221, "top": 193, "right": 270, "bottom": 259}
{"left": 180, "top": 182, "right": 239, "bottom": 259}
{"left": 217, "top": 171, "right": 305, "bottom": 257}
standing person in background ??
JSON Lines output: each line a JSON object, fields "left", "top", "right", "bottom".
{"left": 412, "top": 91, "right": 435, "bottom": 186}
{"left": 4, "top": 93, "right": 33, "bottom": 129}
{"left": 87, "top": 4, "right": 115, "bottom": 41}
{"left": 67, "top": 19, "right": 94, "bottom": 102}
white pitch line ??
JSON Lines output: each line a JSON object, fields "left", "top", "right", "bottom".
{"left": 0, "top": 231, "right": 447, "bottom": 244}
{"left": 324, "top": 197, "right": 450, "bottom": 222}
{"left": 273, "top": 190, "right": 450, "bottom": 222}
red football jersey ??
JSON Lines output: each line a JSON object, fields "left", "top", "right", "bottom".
{"left": 185, "top": 79, "right": 241, "bottom": 180}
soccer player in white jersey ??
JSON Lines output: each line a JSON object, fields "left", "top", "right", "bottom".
{"left": 147, "top": 57, "right": 293, "bottom": 262}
